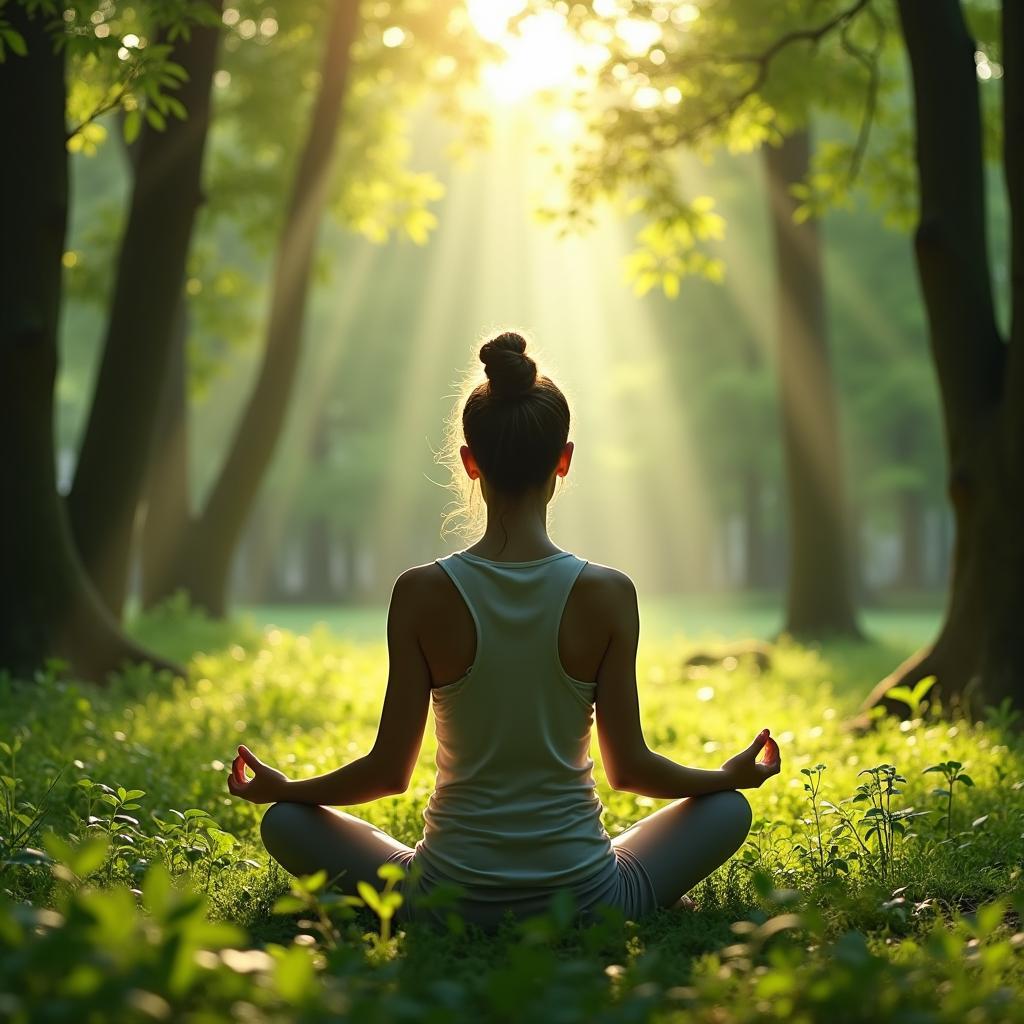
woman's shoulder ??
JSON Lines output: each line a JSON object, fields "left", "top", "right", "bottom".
{"left": 390, "top": 556, "right": 637, "bottom": 610}
{"left": 391, "top": 560, "right": 450, "bottom": 600}
{"left": 572, "top": 560, "right": 638, "bottom": 612}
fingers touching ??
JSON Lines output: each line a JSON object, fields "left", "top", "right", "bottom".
{"left": 227, "top": 746, "right": 257, "bottom": 798}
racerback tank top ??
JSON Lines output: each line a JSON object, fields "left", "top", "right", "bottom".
{"left": 412, "top": 548, "right": 618, "bottom": 896}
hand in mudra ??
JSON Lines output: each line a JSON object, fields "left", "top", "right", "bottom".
{"left": 227, "top": 744, "right": 289, "bottom": 804}
{"left": 721, "top": 729, "right": 782, "bottom": 789}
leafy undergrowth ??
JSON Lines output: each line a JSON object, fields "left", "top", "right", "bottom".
{"left": 1, "top": 605, "right": 1023, "bottom": 1022}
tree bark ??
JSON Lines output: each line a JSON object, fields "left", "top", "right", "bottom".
{"left": 139, "top": 298, "right": 191, "bottom": 608}
{"left": 861, "top": 0, "right": 1023, "bottom": 717}
{"left": 763, "top": 130, "right": 862, "bottom": 638}
{"left": 741, "top": 464, "right": 767, "bottom": 589}
{"left": 169, "top": 0, "right": 361, "bottom": 616}
{"left": 896, "top": 488, "right": 926, "bottom": 590}
{"left": 0, "top": 4, "right": 177, "bottom": 681}
{"left": 67, "top": 0, "right": 222, "bottom": 618}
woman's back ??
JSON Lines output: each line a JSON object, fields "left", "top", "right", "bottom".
{"left": 240, "top": 330, "right": 772, "bottom": 933}
{"left": 412, "top": 549, "right": 620, "bottom": 897}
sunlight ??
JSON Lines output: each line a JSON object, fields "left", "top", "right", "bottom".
{"left": 467, "top": 2, "right": 604, "bottom": 104}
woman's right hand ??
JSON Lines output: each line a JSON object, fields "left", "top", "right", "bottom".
{"left": 720, "top": 728, "right": 782, "bottom": 789}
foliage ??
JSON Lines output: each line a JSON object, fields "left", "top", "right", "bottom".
{"left": 55, "top": 0, "right": 489, "bottom": 414}
{"left": 2, "top": 610, "right": 1023, "bottom": 1019}
{"left": 524, "top": 0, "right": 1005, "bottom": 299}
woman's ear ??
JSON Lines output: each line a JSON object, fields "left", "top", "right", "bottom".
{"left": 460, "top": 444, "right": 480, "bottom": 480}
{"left": 555, "top": 441, "right": 574, "bottom": 478}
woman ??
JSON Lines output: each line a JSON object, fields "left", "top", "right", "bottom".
{"left": 227, "top": 331, "right": 782, "bottom": 931}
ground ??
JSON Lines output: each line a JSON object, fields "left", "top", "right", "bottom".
{"left": 1, "top": 599, "right": 1022, "bottom": 1022}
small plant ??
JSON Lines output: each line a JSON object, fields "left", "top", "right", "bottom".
{"left": 273, "top": 862, "right": 406, "bottom": 952}
{"left": 983, "top": 698, "right": 1022, "bottom": 733}
{"left": 0, "top": 737, "right": 63, "bottom": 865}
{"left": 273, "top": 869, "right": 355, "bottom": 949}
{"left": 796, "top": 764, "right": 849, "bottom": 882}
{"left": 355, "top": 863, "right": 406, "bottom": 947}
{"left": 78, "top": 781, "right": 147, "bottom": 882}
{"left": 823, "top": 764, "right": 926, "bottom": 884}
{"left": 738, "top": 817, "right": 799, "bottom": 880}
{"left": 923, "top": 760, "right": 975, "bottom": 839}
{"left": 853, "top": 765, "right": 910, "bottom": 883}
{"left": 884, "top": 675, "right": 937, "bottom": 719}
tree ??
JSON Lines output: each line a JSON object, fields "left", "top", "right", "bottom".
{"left": 0, "top": 0, "right": 192, "bottom": 679}
{"left": 137, "top": 0, "right": 481, "bottom": 616}
{"left": 67, "top": 0, "right": 223, "bottom": 617}
{"left": 862, "top": 0, "right": 1021, "bottom": 714}
{"left": 544, "top": 0, "right": 876, "bottom": 636}
{"left": 763, "top": 128, "right": 860, "bottom": 634}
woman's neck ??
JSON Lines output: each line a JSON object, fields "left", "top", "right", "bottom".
{"left": 468, "top": 492, "right": 560, "bottom": 562}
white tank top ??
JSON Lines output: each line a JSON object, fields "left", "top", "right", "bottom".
{"left": 413, "top": 548, "right": 618, "bottom": 895}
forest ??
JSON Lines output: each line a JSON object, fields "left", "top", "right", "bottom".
{"left": 1, "top": 0, "right": 1022, "bottom": 1021}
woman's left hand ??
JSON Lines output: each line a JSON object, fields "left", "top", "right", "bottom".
{"left": 227, "top": 745, "right": 290, "bottom": 804}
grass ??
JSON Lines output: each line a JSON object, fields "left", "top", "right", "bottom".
{"left": 1, "top": 600, "right": 1022, "bottom": 1022}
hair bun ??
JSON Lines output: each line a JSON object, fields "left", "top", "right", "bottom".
{"left": 479, "top": 332, "right": 537, "bottom": 398}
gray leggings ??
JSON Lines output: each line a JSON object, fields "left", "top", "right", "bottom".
{"left": 260, "top": 791, "right": 752, "bottom": 928}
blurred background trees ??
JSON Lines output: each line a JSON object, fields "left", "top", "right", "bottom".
{"left": 2, "top": 0, "right": 1018, "bottom": 710}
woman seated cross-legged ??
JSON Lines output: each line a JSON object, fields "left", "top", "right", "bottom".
{"left": 227, "top": 331, "right": 782, "bottom": 932}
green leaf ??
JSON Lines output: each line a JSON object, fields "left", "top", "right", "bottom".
{"left": 44, "top": 833, "right": 110, "bottom": 879}
{"left": 377, "top": 862, "right": 405, "bottom": 883}
{"left": 274, "top": 946, "right": 317, "bottom": 1003}
{"left": 911, "top": 675, "right": 937, "bottom": 701}
{"left": 294, "top": 870, "right": 327, "bottom": 894}
{"left": 357, "top": 881, "right": 383, "bottom": 914}
{"left": 122, "top": 107, "right": 142, "bottom": 144}
{"left": 1, "top": 27, "right": 27, "bottom": 58}
{"left": 143, "top": 862, "right": 172, "bottom": 917}
{"left": 272, "top": 895, "right": 306, "bottom": 915}
{"left": 165, "top": 97, "right": 188, "bottom": 121}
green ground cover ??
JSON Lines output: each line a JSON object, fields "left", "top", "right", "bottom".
{"left": 1, "top": 603, "right": 1021, "bottom": 1022}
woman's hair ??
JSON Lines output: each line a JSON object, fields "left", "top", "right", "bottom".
{"left": 439, "top": 330, "right": 571, "bottom": 538}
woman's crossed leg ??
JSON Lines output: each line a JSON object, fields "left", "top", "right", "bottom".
{"left": 260, "top": 789, "right": 752, "bottom": 917}
{"left": 260, "top": 802, "right": 414, "bottom": 895}
{"left": 612, "top": 790, "right": 752, "bottom": 907}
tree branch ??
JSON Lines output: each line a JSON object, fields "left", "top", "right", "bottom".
{"left": 65, "top": 66, "right": 142, "bottom": 143}
{"left": 839, "top": 6, "right": 884, "bottom": 184}
{"left": 673, "top": 0, "right": 874, "bottom": 145}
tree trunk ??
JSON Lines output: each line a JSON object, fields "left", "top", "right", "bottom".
{"left": 741, "top": 464, "right": 767, "bottom": 589}
{"left": 170, "top": 0, "right": 361, "bottom": 616}
{"left": 763, "top": 130, "right": 862, "bottom": 638}
{"left": 896, "top": 488, "right": 926, "bottom": 589}
{"left": 67, "top": 0, "right": 222, "bottom": 618}
{"left": 304, "top": 520, "right": 337, "bottom": 602}
{"left": 0, "top": 4, "right": 177, "bottom": 681}
{"left": 861, "top": 0, "right": 1022, "bottom": 717}
{"left": 139, "top": 298, "right": 191, "bottom": 608}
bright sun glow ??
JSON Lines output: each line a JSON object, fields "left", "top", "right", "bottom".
{"left": 467, "top": 0, "right": 605, "bottom": 104}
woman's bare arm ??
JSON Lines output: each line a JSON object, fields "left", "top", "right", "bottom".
{"left": 594, "top": 570, "right": 781, "bottom": 797}
{"left": 228, "top": 568, "right": 432, "bottom": 806}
